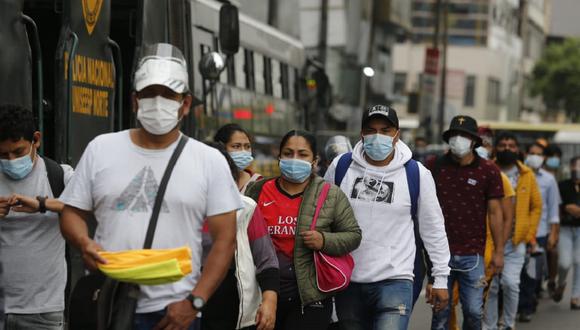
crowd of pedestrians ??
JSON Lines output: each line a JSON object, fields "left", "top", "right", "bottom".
{"left": 0, "top": 42, "right": 579, "bottom": 330}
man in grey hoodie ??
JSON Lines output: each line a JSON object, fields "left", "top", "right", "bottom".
{"left": 324, "top": 105, "right": 451, "bottom": 330}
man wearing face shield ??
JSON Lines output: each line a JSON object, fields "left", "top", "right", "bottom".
{"left": 59, "top": 43, "right": 243, "bottom": 330}
{"left": 318, "top": 135, "right": 353, "bottom": 177}
{"left": 324, "top": 105, "right": 450, "bottom": 329}
{"left": 429, "top": 116, "right": 505, "bottom": 330}
{"left": 483, "top": 132, "right": 542, "bottom": 330}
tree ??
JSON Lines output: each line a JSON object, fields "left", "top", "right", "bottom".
{"left": 530, "top": 38, "right": 580, "bottom": 122}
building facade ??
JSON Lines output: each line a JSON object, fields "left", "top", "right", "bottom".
{"left": 393, "top": 0, "right": 550, "bottom": 131}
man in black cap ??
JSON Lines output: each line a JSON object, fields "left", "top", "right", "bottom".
{"left": 429, "top": 115, "right": 505, "bottom": 330}
{"left": 324, "top": 105, "right": 451, "bottom": 329}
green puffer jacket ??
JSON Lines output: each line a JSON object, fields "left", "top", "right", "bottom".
{"left": 245, "top": 175, "right": 362, "bottom": 305}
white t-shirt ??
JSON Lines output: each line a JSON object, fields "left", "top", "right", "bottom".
{"left": 0, "top": 157, "right": 73, "bottom": 313}
{"left": 60, "top": 130, "right": 243, "bottom": 313}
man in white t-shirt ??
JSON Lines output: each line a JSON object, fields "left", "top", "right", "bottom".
{"left": 59, "top": 43, "right": 242, "bottom": 330}
{"left": 0, "top": 104, "right": 73, "bottom": 330}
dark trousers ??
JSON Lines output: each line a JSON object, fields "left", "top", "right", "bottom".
{"left": 201, "top": 269, "right": 240, "bottom": 330}
{"left": 275, "top": 297, "right": 332, "bottom": 330}
{"left": 133, "top": 311, "right": 200, "bottom": 330}
{"left": 519, "top": 236, "right": 548, "bottom": 314}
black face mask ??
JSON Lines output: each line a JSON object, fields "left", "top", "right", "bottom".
{"left": 496, "top": 150, "right": 519, "bottom": 166}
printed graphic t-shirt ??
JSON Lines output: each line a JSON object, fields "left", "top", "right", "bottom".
{"left": 257, "top": 179, "right": 302, "bottom": 259}
{"left": 59, "top": 130, "right": 243, "bottom": 313}
{"left": 257, "top": 179, "right": 302, "bottom": 299}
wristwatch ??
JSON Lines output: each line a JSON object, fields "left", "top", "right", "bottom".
{"left": 36, "top": 196, "right": 47, "bottom": 213}
{"left": 186, "top": 294, "right": 205, "bottom": 311}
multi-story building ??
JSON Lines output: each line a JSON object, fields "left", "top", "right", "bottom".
{"left": 392, "top": 0, "right": 549, "bottom": 130}
{"left": 240, "top": 0, "right": 412, "bottom": 134}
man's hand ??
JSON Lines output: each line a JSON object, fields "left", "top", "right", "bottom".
{"left": 256, "top": 291, "right": 277, "bottom": 330}
{"left": 426, "top": 285, "right": 449, "bottom": 313}
{"left": 153, "top": 300, "right": 197, "bottom": 330}
{"left": 301, "top": 230, "right": 324, "bottom": 250}
{"left": 80, "top": 237, "right": 107, "bottom": 271}
{"left": 489, "top": 251, "right": 504, "bottom": 275}
{"left": 0, "top": 196, "right": 10, "bottom": 218}
{"left": 8, "top": 194, "right": 39, "bottom": 213}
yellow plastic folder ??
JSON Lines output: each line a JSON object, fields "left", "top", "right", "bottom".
{"left": 98, "top": 246, "right": 193, "bottom": 285}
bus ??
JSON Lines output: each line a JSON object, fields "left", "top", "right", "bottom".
{"left": 0, "top": 0, "right": 328, "bottom": 169}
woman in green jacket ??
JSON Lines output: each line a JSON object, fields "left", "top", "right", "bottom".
{"left": 245, "top": 130, "right": 361, "bottom": 329}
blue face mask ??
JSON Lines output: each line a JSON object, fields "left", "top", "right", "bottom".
{"left": 475, "top": 146, "right": 489, "bottom": 160}
{"left": 546, "top": 157, "right": 560, "bottom": 169}
{"left": 363, "top": 134, "right": 394, "bottom": 161}
{"left": 0, "top": 143, "right": 35, "bottom": 180}
{"left": 229, "top": 151, "right": 254, "bottom": 170}
{"left": 279, "top": 158, "right": 312, "bottom": 183}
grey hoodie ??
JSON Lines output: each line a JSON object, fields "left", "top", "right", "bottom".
{"left": 324, "top": 140, "right": 451, "bottom": 288}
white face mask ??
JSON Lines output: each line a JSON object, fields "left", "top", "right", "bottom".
{"left": 475, "top": 146, "right": 489, "bottom": 159}
{"left": 525, "top": 154, "right": 545, "bottom": 170}
{"left": 449, "top": 135, "right": 473, "bottom": 157}
{"left": 137, "top": 96, "right": 182, "bottom": 135}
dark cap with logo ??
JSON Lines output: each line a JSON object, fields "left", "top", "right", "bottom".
{"left": 361, "top": 105, "right": 399, "bottom": 129}
{"left": 442, "top": 115, "right": 482, "bottom": 146}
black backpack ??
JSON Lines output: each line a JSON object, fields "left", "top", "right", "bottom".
{"left": 42, "top": 156, "right": 65, "bottom": 197}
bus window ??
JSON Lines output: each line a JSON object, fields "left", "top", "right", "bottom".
{"left": 272, "top": 59, "right": 282, "bottom": 98}
{"left": 244, "top": 49, "right": 255, "bottom": 90}
{"left": 254, "top": 53, "right": 265, "bottom": 94}
{"left": 280, "top": 63, "right": 289, "bottom": 100}
{"left": 264, "top": 57, "right": 273, "bottom": 96}
{"left": 235, "top": 50, "right": 245, "bottom": 88}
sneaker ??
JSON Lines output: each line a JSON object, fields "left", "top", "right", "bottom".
{"left": 553, "top": 283, "right": 566, "bottom": 303}
{"left": 572, "top": 298, "right": 580, "bottom": 310}
{"left": 519, "top": 313, "right": 533, "bottom": 322}
{"left": 548, "top": 281, "right": 556, "bottom": 297}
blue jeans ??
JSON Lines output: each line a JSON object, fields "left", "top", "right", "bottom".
{"left": 5, "top": 312, "right": 64, "bottom": 330}
{"left": 336, "top": 279, "right": 413, "bottom": 330}
{"left": 431, "top": 254, "right": 485, "bottom": 330}
{"left": 133, "top": 310, "right": 200, "bottom": 330}
{"left": 483, "top": 241, "right": 526, "bottom": 330}
{"left": 558, "top": 226, "right": 580, "bottom": 299}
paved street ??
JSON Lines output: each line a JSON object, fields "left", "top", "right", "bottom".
{"left": 409, "top": 273, "right": 579, "bottom": 329}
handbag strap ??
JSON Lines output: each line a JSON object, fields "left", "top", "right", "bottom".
{"left": 310, "top": 183, "right": 331, "bottom": 230}
{"left": 143, "top": 135, "right": 189, "bottom": 249}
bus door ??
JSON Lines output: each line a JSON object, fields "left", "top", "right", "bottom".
{"left": 54, "top": 0, "right": 118, "bottom": 165}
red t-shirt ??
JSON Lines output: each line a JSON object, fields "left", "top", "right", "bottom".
{"left": 257, "top": 179, "right": 303, "bottom": 259}
{"left": 429, "top": 153, "right": 504, "bottom": 255}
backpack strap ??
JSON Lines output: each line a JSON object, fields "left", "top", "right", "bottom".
{"left": 404, "top": 159, "right": 420, "bottom": 222}
{"left": 334, "top": 152, "right": 353, "bottom": 186}
{"left": 310, "top": 183, "right": 332, "bottom": 230}
{"left": 42, "top": 156, "right": 65, "bottom": 198}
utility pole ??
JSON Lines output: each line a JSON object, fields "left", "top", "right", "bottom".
{"left": 437, "top": 0, "right": 448, "bottom": 142}
{"left": 267, "top": 0, "right": 277, "bottom": 26}
{"left": 433, "top": 0, "right": 442, "bottom": 49}
{"left": 359, "top": 0, "right": 378, "bottom": 110}
{"left": 318, "top": 0, "right": 329, "bottom": 66}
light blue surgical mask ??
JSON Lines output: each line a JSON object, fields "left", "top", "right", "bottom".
{"left": 475, "top": 146, "right": 489, "bottom": 160}
{"left": 0, "top": 143, "right": 35, "bottom": 180}
{"left": 546, "top": 157, "right": 560, "bottom": 169}
{"left": 229, "top": 151, "right": 254, "bottom": 170}
{"left": 363, "top": 134, "right": 394, "bottom": 161}
{"left": 279, "top": 158, "right": 312, "bottom": 183}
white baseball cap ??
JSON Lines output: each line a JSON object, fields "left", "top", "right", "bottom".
{"left": 134, "top": 43, "right": 189, "bottom": 93}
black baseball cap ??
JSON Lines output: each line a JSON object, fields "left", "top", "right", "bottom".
{"left": 442, "top": 115, "right": 482, "bottom": 146}
{"left": 361, "top": 105, "right": 399, "bottom": 129}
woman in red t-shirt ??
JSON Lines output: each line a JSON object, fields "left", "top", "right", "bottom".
{"left": 245, "top": 130, "right": 362, "bottom": 330}
{"left": 215, "top": 124, "right": 263, "bottom": 194}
